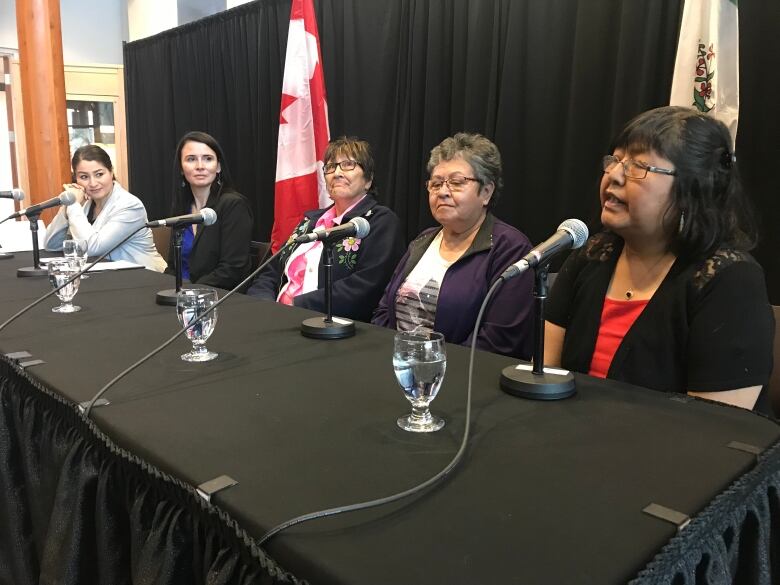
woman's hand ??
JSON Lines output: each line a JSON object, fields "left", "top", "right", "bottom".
{"left": 63, "top": 183, "right": 88, "bottom": 205}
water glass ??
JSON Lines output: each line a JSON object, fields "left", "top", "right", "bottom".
{"left": 176, "top": 288, "right": 219, "bottom": 362}
{"left": 393, "top": 330, "right": 447, "bottom": 432}
{"left": 63, "top": 238, "right": 89, "bottom": 278}
{"left": 48, "top": 257, "right": 81, "bottom": 313}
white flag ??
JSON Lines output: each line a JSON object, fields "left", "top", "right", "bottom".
{"left": 670, "top": 0, "right": 739, "bottom": 141}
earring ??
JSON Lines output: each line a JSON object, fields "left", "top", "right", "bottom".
{"left": 180, "top": 175, "right": 186, "bottom": 188}
{"left": 216, "top": 172, "right": 222, "bottom": 186}
{"left": 678, "top": 210, "right": 685, "bottom": 234}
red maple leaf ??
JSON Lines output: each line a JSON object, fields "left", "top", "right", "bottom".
{"left": 279, "top": 93, "right": 298, "bottom": 124}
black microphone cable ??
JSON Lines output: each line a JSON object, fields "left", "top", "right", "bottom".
{"left": 256, "top": 276, "right": 506, "bottom": 546}
{"left": 82, "top": 241, "right": 294, "bottom": 418}
{"left": 0, "top": 225, "right": 146, "bottom": 334}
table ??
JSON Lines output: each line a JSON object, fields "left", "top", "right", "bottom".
{"left": 0, "top": 255, "right": 778, "bottom": 585}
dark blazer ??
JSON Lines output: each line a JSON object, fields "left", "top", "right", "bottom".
{"left": 247, "top": 194, "right": 404, "bottom": 322}
{"left": 168, "top": 190, "right": 253, "bottom": 290}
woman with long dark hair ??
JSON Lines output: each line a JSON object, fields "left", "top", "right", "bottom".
{"left": 170, "top": 131, "right": 253, "bottom": 289}
{"left": 545, "top": 106, "right": 774, "bottom": 410}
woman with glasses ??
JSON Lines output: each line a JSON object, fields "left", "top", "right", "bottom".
{"left": 372, "top": 133, "right": 535, "bottom": 359}
{"left": 169, "top": 131, "right": 253, "bottom": 289}
{"left": 247, "top": 136, "right": 404, "bottom": 322}
{"left": 545, "top": 106, "right": 773, "bottom": 410}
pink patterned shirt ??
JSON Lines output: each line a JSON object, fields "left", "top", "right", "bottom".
{"left": 277, "top": 195, "right": 367, "bottom": 304}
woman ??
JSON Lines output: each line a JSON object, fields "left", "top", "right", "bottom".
{"left": 44, "top": 145, "right": 166, "bottom": 271}
{"left": 372, "top": 133, "right": 534, "bottom": 359}
{"left": 545, "top": 106, "right": 774, "bottom": 410}
{"left": 247, "top": 136, "right": 404, "bottom": 322}
{"left": 170, "top": 131, "right": 253, "bottom": 289}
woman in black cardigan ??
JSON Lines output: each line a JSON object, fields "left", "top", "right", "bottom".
{"left": 545, "top": 106, "right": 774, "bottom": 411}
{"left": 168, "top": 131, "right": 253, "bottom": 290}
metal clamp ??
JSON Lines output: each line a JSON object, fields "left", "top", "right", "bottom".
{"left": 196, "top": 475, "right": 238, "bottom": 502}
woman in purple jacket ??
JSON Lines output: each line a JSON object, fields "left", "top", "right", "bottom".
{"left": 372, "top": 133, "right": 534, "bottom": 359}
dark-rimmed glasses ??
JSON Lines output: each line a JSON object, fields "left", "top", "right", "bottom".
{"left": 602, "top": 155, "right": 676, "bottom": 179}
{"left": 426, "top": 176, "right": 480, "bottom": 193}
{"left": 323, "top": 160, "right": 361, "bottom": 174}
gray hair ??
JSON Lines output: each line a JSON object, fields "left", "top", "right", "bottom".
{"left": 427, "top": 132, "right": 503, "bottom": 209}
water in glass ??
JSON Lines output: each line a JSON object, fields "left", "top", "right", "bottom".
{"left": 393, "top": 331, "right": 447, "bottom": 432}
{"left": 48, "top": 258, "right": 81, "bottom": 313}
{"left": 63, "top": 238, "right": 89, "bottom": 278}
{"left": 176, "top": 288, "right": 219, "bottom": 362}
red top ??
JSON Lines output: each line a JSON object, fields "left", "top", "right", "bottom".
{"left": 588, "top": 297, "right": 650, "bottom": 378}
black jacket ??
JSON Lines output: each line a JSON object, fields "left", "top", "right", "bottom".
{"left": 168, "top": 190, "right": 253, "bottom": 290}
{"left": 247, "top": 195, "right": 404, "bottom": 322}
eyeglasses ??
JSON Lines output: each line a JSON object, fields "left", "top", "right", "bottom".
{"left": 323, "top": 160, "right": 361, "bottom": 174}
{"left": 602, "top": 155, "right": 676, "bottom": 179}
{"left": 426, "top": 176, "right": 480, "bottom": 193}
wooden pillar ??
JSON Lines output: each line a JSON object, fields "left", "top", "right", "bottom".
{"left": 16, "top": 0, "right": 71, "bottom": 224}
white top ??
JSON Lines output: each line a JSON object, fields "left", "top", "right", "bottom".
{"left": 394, "top": 232, "right": 453, "bottom": 332}
{"left": 43, "top": 182, "right": 167, "bottom": 272}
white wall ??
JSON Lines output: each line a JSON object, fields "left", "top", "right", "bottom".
{"left": 0, "top": 0, "right": 127, "bottom": 65}
{"left": 128, "top": 0, "right": 177, "bottom": 42}
{"left": 0, "top": 0, "right": 17, "bottom": 52}
{"left": 0, "top": 0, "right": 254, "bottom": 57}
{"left": 178, "top": 0, "right": 224, "bottom": 27}
{"left": 61, "top": 0, "right": 125, "bottom": 64}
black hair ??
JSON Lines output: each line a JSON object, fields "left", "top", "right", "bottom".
{"left": 611, "top": 106, "right": 756, "bottom": 259}
{"left": 71, "top": 144, "right": 114, "bottom": 178}
{"left": 171, "top": 131, "right": 234, "bottom": 215}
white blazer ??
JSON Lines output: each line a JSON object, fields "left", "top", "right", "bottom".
{"left": 43, "top": 182, "right": 167, "bottom": 272}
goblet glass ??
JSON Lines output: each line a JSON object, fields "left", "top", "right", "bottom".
{"left": 176, "top": 288, "right": 219, "bottom": 362}
{"left": 393, "top": 330, "right": 447, "bottom": 432}
{"left": 48, "top": 257, "right": 81, "bottom": 313}
{"left": 63, "top": 238, "right": 89, "bottom": 278}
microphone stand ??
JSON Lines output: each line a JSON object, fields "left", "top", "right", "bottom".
{"left": 300, "top": 241, "right": 355, "bottom": 339}
{"left": 499, "top": 263, "right": 576, "bottom": 400}
{"left": 17, "top": 213, "right": 48, "bottom": 277}
{"left": 156, "top": 227, "right": 184, "bottom": 305}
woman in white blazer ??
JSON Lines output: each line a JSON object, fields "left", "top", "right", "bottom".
{"left": 44, "top": 145, "right": 166, "bottom": 272}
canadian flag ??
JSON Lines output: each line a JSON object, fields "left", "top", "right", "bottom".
{"left": 270, "top": 0, "right": 330, "bottom": 252}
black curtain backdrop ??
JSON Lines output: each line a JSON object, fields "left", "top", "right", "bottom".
{"left": 124, "top": 0, "right": 780, "bottom": 301}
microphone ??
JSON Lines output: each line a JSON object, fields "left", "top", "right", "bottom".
{"left": 501, "top": 218, "right": 589, "bottom": 280}
{"left": 147, "top": 208, "right": 217, "bottom": 228}
{"left": 295, "top": 216, "right": 370, "bottom": 244}
{"left": 4, "top": 190, "right": 77, "bottom": 220}
{"left": 0, "top": 188, "right": 24, "bottom": 201}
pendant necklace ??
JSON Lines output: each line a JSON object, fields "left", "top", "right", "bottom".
{"left": 623, "top": 253, "right": 673, "bottom": 301}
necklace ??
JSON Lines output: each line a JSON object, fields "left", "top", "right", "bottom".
{"left": 621, "top": 252, "right": 674, "bottom": 301}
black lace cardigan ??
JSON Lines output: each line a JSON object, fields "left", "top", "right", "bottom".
{"left": 546, "top": 232, "right": 775, "bottom": 411}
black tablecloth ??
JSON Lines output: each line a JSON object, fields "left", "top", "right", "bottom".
{"left": 0, "top": 256, "right": 778, "bottom": 585}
